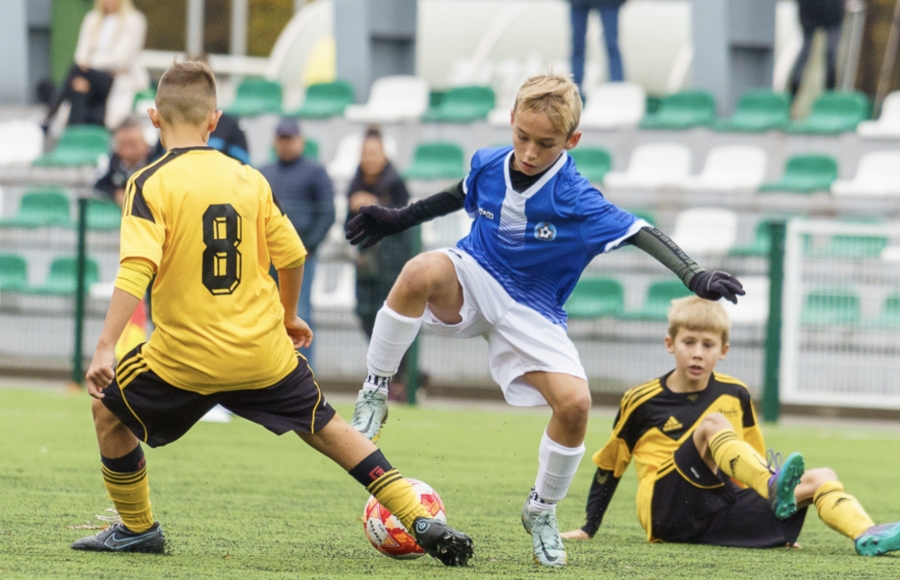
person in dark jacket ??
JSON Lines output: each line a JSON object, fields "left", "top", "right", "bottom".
{"left": 94, "top": 116, "right": 156, "bottom": 206}
{"left": 347, "top": 126, "right": 414, "bottom": 400}
{"left": 790, "top": 0, "right": 845, "bottom": 97}
{"left": 261, "top": 118, "right": 335, "bottom": 368}
{"left": 569, "top": 0, "right": 628, "bottom": 93}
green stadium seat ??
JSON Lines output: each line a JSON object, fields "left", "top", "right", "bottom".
{"left": 226, "top": 79, "right": 283, "bottom": 117}
{"left": 714, "top": 90, "right": 791, "bottom": 132}
{"left": 565, "top": 277, "right": 625, "bottom": 319}
{"left": 84, "top": 199, "right": 122, "bottom": 231}
{"left": 801, "top": 288, "right": 861, "bottom": 326}
{"left": 421, "top": 86, "right": 495, "bottom": 123}
{"left": 815, "top": 234, "right": 889, "bottom": 259}
{"left": 0, "top": 254, "right": 28, "bottom": 291}
{"left": 26, "top": 256, "right": 100, "bottom": 295}
{"left": 0, "top": 188, "right": 71, "bottom": 228}
{"left": 33, "top": 126, "right": 110, "bottom": 167}
{"left": 622, "top": 280, "right": 693, "bottom": 321}
{"left": 132, "top": 87, "right": 156, "bottom": 109}
{"left": 729, "top": 220, "right": 774, "bottom": 257}
{"left": 876, "top": 293, "right": 900, "bottom": 327}
{"left": 569, "top": 147, "right": 612, "bottom": 183}
{"left": 786, "top": 91, "right": 872, "bottom": 135}
{"left": 287, "top": 81, "right": 354, "bottom": 119}
{"left": 403, "top": 142, "right": 466, "bottom": 180}
{"left": 639, "top": 91, "right": 717, "bottom": 130}
{"left": 758, "top": 154, "right": 838, "bottom": 194}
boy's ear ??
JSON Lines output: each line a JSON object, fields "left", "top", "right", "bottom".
{"left": 719, "top": 342, "right": 730, "bottom": 360}
{"left": 147, "top": 108, "right": 161, "bottom": 129}
{"left": 564, "top": 130, "right": 582, "bottom": 150}
{"left": 208, "top": 110, "right": 223, "bottom": 134}
{"left": 664, "top": 335, "right": 675, "bottom": 353}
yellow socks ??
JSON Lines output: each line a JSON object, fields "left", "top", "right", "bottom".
{"left": 367, "top": 468, "right": 430, "bottom": 530}
{"left": 100, "top": 445, "right": 154, "bottom": 533}
{"left": 814, "top": 481, "right": 874, "bottom": 539}
{"left": 707, "top": 429, "right": 772, "bottom": 498}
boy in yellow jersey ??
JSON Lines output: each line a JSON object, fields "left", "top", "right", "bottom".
{"left": 561, "top": 296, "right": 900, "bottom": 556}
{"left": 70, "top": 61, "right": 473, "bottom": 566}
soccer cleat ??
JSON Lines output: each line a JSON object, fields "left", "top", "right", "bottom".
{"left": 856, "top": 521, "right": 900, "bottom": 556}
{"left": 766, "top": 451, "right": 805, "bottom": 520}
{"left": 412, "top": 517, "right": 473, "bottom": 566}
{"left": 521, "top": 496, "right": 567, "bottom": 567}
{"left": 71, "top": 522, "right": 165, "bottom": 554}
{"left": 350, "top": 384, "right": 389, "bottom": 442}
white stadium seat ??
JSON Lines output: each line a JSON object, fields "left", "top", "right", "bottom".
{"left": 344, "top": 76, "right": 430, "bottom": 123}
{"left": 0, "top": 121, "right": 44, "bottom": 166}
{"left": 580, "top": 82, "right": 646, "bottom": 130}
{"left": 670, "top": 207, "right": 738, "bottom": 255}
{"left": 603, "top": 143, "right": 691, "bottom": 189}
{"left": 721, "top": 276, "right": 770, "bottom": 325}
{"left": 857, "top": 92, "right": 900, "bottom": 139}
{"left": 831, "top": 151, "right": 900, "bottom": 196}
{"left": 681, "top": 145, "right": 768, "bottom": 192}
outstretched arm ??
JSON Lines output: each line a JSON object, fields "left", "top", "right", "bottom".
{"left": 629, "top": 227, "right": 745, "bottom": 303}
{"left": 345, "top": 180, "right": 465, "bottom": 249}
{"left": 563, "top": 468, "right": 621, "bottom": 539}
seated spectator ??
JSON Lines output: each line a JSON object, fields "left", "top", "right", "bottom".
{"left": 44, "top": 0, "right": 149, "bottom": 131}
{"left": 94, "top": 116, "right": 156, "bottom": 206}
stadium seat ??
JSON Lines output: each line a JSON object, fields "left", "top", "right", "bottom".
{"left": 713, "top": 90, "right": 791, "bottom": 132}
{"left": 403, "top": 142, "right": 466, "bottom": 180}
{"left": 681, "top": 145, "right": 767, "bottom": 192}
{"left": 758, "top": 154, "right": 838, "bottom": 194}
{"left": 326, "top": 132, "right": 398, "bottom": 181}
{"left": 580, "top": 82, "right": 646, "bottom": 129}
{"left": 801, "top": 288, "right": 861, "bottom": 326}
{"left": 603, "top": 143, "right": 691, "bottom": 189}
{"left": 287, "top": 81, "right": 354, "bottom": 119}
{"left": 421, "top": 86, "right": 495, "bottom": 123}
{"left": 226, "top": 79, "right": 283, "bottom": 117}
{"left": 623, "top": 280, "right": 692, "bottom": 321}
{"left": 33, "top": 125, "right": 109, "bottom": 167}
{"left": 344, "top": 75, "right": 430, "bottom": 123}
{"left": 0, "top": 188, "right": 70, "bottom": 228}
{"left": 721, "top": 276, "right": 769, "bottom": 325}
{"left": 84, "top": 199, "right": 122, "bottom": 231}
{"left": 857, "top": 91, "right": 900, "bottom": 139}
{"left": 670, "top": 208, "right": 738, "bottom": 255}
{"left": 786, "top": 91, "right": 872, "bottom": 135}
{"left": 310, "top": 261, "right": 356, "bottom": 311}
{"left": 815, "top": 233, "right": 889, "bottom": 259}
{"left": 639, "top": 91, "right": 717, "bottom": 130}
{"left": 0, "top": 254, "right": 28, "bottom": 291}
{"left": 26, "top": 256, "right": 100, "bottom": 295}
{"left": 729, "top": 219, "right": 776, "bottom": 257}
{"left": 0, "top": 120, "right": 44, "bottom": 165}
{"left": 831, "top": 151, "right": 900, "bottom": 196}
{"left": 565, "top": 277, "right": 625, "bottom": 319}
{"left": 569, "top": 147, "right": 612, "bottom": 184}
{"left": 875, "top": 292, "right": 900, "bottom": 327}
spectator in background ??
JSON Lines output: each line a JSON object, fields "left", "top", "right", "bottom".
{"left": 790, "top": 0, "right": 846, "bottom": 98}
{"left": 261, "top": 119, "right": 335, "bottom": 368}
{"left": 569, "top": 0, "right": 628, "bottom": 94}
{"left": 347, "top": 127, "right": 414, "bottom": 401}
{"left": 94, "top": 116, "right": 156, "bottom": 207}
{"left": 43, "top": 0, "right": 149, "bottom": 131}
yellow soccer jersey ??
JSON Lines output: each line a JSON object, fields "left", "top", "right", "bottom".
{"left": 591, "top": 372, "right": 766, "bottom": 539}
{"left": 119, "top": 146, "right": 307, "bottom": 393}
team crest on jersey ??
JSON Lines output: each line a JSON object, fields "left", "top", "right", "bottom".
{"left": 534, "top": 222, "right": 557, "bottom": 241}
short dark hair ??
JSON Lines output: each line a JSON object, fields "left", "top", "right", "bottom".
{"left": 156, "top": 61, "right": 217, "bottom": 125}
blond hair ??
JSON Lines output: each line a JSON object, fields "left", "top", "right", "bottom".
{"left": 513, "top": 73, "right": 582, "bottom": 137}
{"left": 667, "top": 296, "right": 731, "bottom": 345}
{"left": 155, "top": 61, "right": 218, "bottom": 126}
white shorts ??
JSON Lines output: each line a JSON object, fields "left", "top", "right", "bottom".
{"left": 422, "top": 248, "right": 587, "bottom": 407}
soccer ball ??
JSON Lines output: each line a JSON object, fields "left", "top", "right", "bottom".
{"left": 362, "top": 478, "right": 446, "bottom": 559}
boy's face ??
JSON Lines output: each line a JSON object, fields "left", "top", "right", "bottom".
{"left": 665, "top": 328, "right": 729, "bottom": 385}
{"left": 510, "top": 108, "right": 581, "bottom": 176}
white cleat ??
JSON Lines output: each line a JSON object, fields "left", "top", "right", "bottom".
{"left": 350, "top": 386, "right": 389, "bottom": 442}
{"left": 521, "top": 497, "right": 567, "bottom": 568}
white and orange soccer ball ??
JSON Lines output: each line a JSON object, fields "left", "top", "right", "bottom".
{"left": 362, "top": 478, "right": 446, "bottom": 559}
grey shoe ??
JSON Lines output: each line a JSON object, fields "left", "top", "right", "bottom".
{"left": 350, "top": 383, "right": 389, "bottom": 442}
{"left": 521, "top": 494, "right": 566, "bottom": 568}
{"left": 71, "top": 522, "right": 165, "bottom": 553}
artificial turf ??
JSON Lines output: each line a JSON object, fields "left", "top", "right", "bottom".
{"left": 1, "top": 386, "right": 899, "bottom": 579}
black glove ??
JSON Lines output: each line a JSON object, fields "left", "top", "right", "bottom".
{"left": 689, "top": 270, "right": 745, "bottom": 304}
{"left": 345, "top": 205, "right": 410, "bottom": 249}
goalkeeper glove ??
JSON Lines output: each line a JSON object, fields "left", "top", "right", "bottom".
{"left": 689, "top": 270, "right": 745, "bottom": 304}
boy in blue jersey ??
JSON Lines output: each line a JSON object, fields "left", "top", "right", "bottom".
{"left": 345, "top": 73, "right": 744, "bottom": 567}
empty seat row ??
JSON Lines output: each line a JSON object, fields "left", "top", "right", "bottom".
{"left": 0, "top": 254, "right": 99, "bottom": 295}
{"left": 0, "top": 190, "right": 120, "bottom": 230}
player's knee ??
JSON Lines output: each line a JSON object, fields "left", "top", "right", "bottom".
{"left": 805, "top": 467, "right": 838, "bottom": 487}
{"left": 91, "top": 399, "right": 120, "bottom": 434}
{"left": 700, "top": 412, "right": 731, "bottom": 434}
{"left": 396, "top": 254, "right": 445, "bottom": 297}
{"left": 558, "top": 390, "right": 592, "bottom": 423}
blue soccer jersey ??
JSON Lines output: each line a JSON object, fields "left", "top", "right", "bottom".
{"left": 457, "top": 146, "right": 646, "bottom": 326}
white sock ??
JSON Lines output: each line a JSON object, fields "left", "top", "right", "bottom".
{"left": 366, "top": 304, "right": 422, "bottom": 378}
{"left": 529, "top": 430, "right": 585, "bottom": 511}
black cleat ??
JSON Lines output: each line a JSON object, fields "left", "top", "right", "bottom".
{"left": 71, "top": 522, "right": 165, "bottom": 554}
{"left": 412, "top": 517, "right": 473, "bottom": 566}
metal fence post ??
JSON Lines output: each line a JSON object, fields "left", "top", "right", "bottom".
{"left": 71, "top": 198, "right": 89, "bottom": 386}
{"left": 762, "top": 220, "right": 787, "bottom": 422}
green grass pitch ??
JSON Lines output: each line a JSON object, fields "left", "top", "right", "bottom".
{"left": 1, "top": 386, "right": 900, "bottom": 579}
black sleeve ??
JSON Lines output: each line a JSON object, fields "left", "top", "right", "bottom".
{"left": 629, "top": 226, "right": 705, "bottom": 288}
{"left": 581, "top": 468, "right": 621, "bottom": 537}
{"left": 392, "top": 179, "right": 465, "bottom": 230}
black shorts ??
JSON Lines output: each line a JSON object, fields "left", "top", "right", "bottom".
{"left": 650, "top": 436, "right": 807, "bottom": 548}
{"left": 101, "top": 345, "right": 336, "bottom": 448}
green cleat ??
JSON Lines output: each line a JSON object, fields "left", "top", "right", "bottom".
{"left": 71, "top": 522, "right": 165, "bottom": 554}
{"left": 350, "top": 381, "right": 389, "bottom": 442}
{"left": 856, "top": 521, "right": 900, "bottom": 556}
{"left": 767, "top": 451, "right": 805, "bottom": 520}
{"left": 521, "top": 493, "right": 567, "bottom": 568}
